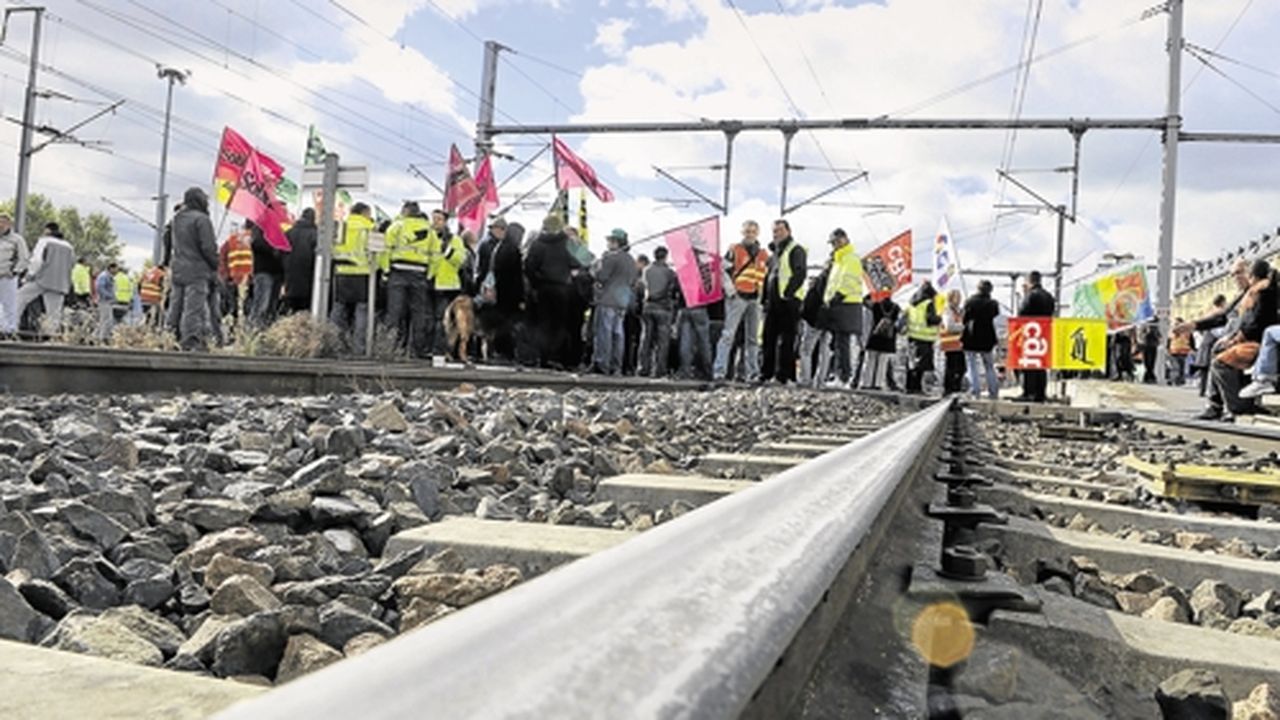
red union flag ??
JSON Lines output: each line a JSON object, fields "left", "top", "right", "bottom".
{"left": 443, "top": 144, "right": 481, "bottom": 214}
{"left": 553, "top": 135, "right": 614, "bottom": 202}
{"left": 229, "top": 148, "right": 291, "bottom": 251}
{"left": 665, "top": 216, "right": 722, "bottom": 308}
{"left": 214, "top": 127, "right": 284, "bottom": 207}
{"left": 1006, "top": 317, "right": 1053, "bottom": 370}
{"left": 458, "top": 154, "right": 499, "bottom": 235}
{"left": 861, "top": 230, "right": 912, "bottom": 301}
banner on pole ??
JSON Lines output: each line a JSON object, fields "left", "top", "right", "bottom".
{"left": 214, "top": 127, "right": 283, "bottom": 208}
{"left": 553, "top": 135, "right": 615, "bottom": 202}
{"left": 444, "top": 144, "right": 481, "bottom": 215}
{"left": 458, "top": 154, "right": 499, "bottom": 235}
{"left": 1070, "top": 264, "right": 1154, "bottom": 330}
{"left": 861, "top": 229, "right": 912, "bottom": 301}
{"left": 229, "top": 148, "right": 291, "bottom": 251}
{"left": 932, "top": 217, "right": 965, "bottom": 300}
{"left": 664, "top": 216, "right": 722, "bottom": 308}
{"left": 1051, "top": 318, "right": 1107, "bottom": 370}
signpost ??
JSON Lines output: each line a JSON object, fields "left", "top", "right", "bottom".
{"left": 301, "top": 153, "right": 369, "bottom": 323}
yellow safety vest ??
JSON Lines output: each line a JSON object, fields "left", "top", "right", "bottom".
{"left": 430, "top": 233, "right": 466, "bottom": 291}
{"left": 71, "top": 263, "right": 92, "bottom": 295}
{"left": 334, "top": 214, "right": 374, "bottom": 276}
{"left": 113, "top": 272, "right": 133, "bottom": 304}
{"left": 906, "top": 298, "right": 939, "bottom": 342}
{"left": 823, "top": 244, "right": 864, "bottom": 304}
{"left": 777, "top": 239, "right": 800, "bottom": 301}
{"left": 386, "top": 216, "right": 434, "bottom": 271}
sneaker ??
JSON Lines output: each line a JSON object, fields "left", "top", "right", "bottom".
{"left": 1239, "top": 378, "right": 1278, "bottom": 400}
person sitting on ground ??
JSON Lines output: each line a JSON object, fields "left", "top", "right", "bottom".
{"left": 1186, "top": 260, "right": 1278, "bottom": 420}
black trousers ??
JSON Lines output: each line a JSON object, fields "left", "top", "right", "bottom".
{"left": 761, "top": 299, "right": 800, "bottom": 383}
{"left": 1022, "top": 369, "right": 1048, "bottom": 401}
{"left": 535, "top": 284, "right": 576, "bottom": 368}
{"left": 906, "top": 339, "right": 935, "bottom": 393}
{"left": 943, "top": 350, "right": 966, "bottom": 394}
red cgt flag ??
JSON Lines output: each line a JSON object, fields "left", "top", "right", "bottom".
{"left": 215, "top": 126, "right": 284, "bottom": 206}
{"left": 861, "top": 230, "right": 913, "bottom": 301}
{"left": 229, "top": 147, "right": 291, "bottom": 252}
{"left": 443, "top": 144, "right": 482, "bottom": 215}
{"left": 553, "top": 135, "right": 614, "bottom": 203}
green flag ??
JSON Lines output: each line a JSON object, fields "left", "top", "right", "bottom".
{"left": 305, "top": 125, "right": 327, "bottom": 165}
{"left": 276, "top": 176, "right": 299, "bottom": 206}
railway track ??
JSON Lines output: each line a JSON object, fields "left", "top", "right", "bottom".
{"left": 2, "top": 370, "right": 1280, "bottom": 718}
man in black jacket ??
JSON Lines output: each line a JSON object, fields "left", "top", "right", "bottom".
{"left": 524, "top": 215, "right": 582, "bottom": 369}
{"left": 962, "top": 280, "right": 1001, "bottom": 399}
{"left": 282, "top": 208, "right": 317, "bottom": 314}
{"left": 1017, "top": 270, "right": 1055, "bottom": 401}
{"left": 167, "top": 187, "right": 219, "bottom": 350}
{"left": 249, "top": 221, "right": 284, "bottom": 327}
{"left": 760, "top": 219, "right": 807, "bottom": 383}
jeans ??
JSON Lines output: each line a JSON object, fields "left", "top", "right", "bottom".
{"left": 678, "top": 306, "right": 712, "bottom": 380}
{"left": 798, "top": 322, "right": 832, "bottom": 387}
{"left": 592, "top": 305, "right": 626, "bottom": 374}
{"left": 17, "top": 284, "right": 64, "bottom": 333}
{"left": 386, "top": 269, "right": 432, "bottom": 358}
{"left": 966, "top": 351, "right": 998, "bottom": 399}
{"left": 1251, "top": 325, "right": 1280, "bottom": 380}
{"left": 761, "top": 299, "right": 801, "bottom": 383}
{"left": 250, "top": 273, "right": 280, "bottom": 328}
{"left": 861, "top": 350, "right": 890, "bottom": 389}
{"left": 0, "top": 277, "right": 16, "bottom": 334}
{"left": 640, "top": 305, "right": 674, "bottom": 377}
{"left": 167, "top": 281, "right": 211, "bottom": 350}
{"left": 713, "top": 294, "right": 761, "bottom": 381}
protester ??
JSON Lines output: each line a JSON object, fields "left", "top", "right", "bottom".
{"left": 962, "top": 280, "right": 1001, "bottom": 399}
{"left": 827, "top": 230, "right": 865, "bottom": 387}
{"left": 862, "top": 294, "right": 900, "bottom": 390}
{"left": 798, "top": 261, "right": 832, "bottom": 388}
{"left": 384, "top": 202, "right": 434, "bottom": 358}
{"left": 17, "top": 222, "right": 75, "bottom": 333}
{"left": 332, "top": 203, "right": 375, "bottom": 355}
{"left": 138, "top": 262, "right": 167, "bottom": 325}
{"left": 94, "top": 262, "right": 117, "bottom": 342}
{"left": 904, "top": 280, "right": 941, "bottom": 394}
{"left": 565, "top": 226, "right": 594, "bottom": 370}
{"left": 1190, "top": 259, "right": 1278, "bottom": 420}
{"left": 69, "top": 256, "right": 93, "bottom": 311}
{"left": 940, "top": 288, "right": 966, "bottom": 394}
{"left": 1017, "top": 270, "right": 1055, "bottom": 401}
{"left": 1141, "top": 322, "right": 1161, "bottom": 384}
{"left": 167, "top": 187, "right": 219, "bottom": 350}
{"left": 219, "top": 221, "right": 254, "bottom": 323}
{"left": 524, "top": 214, "right": 580, "bottom": 369}
{"left": 1167, "top": 318, "right": 1194, "bottom": 386}
{"left": 0, "top": 212, "right": 30, "bottom": 337}
{"left": 589, "top": 228, "right": 637, "bottom": 375}
{"left": 713, "top": 220, "right": 769, "bottom": 382}
{"left": 1240, "top": 322, "right": 1280, "bottom": 399}
{"left": 677, "top": 282, "right": 712, "bottom": 381}
{"left": 760, "top": 219, "right": 806, "bottom": 384}
{"left": 429, "top": 209, "right": 467, "bottom": 356}
{"left": 249, "top": 220, "right": 283, "bottom": 327}
{"left": 640, "top": 246, "right": 678, "bottom": 377}
{"left": 1113, "top": 328, "right": 1136, "bottom": 382}
{"left": 624, "top": 254, "right": 648, "bottom": 374}
{"left": 477, "top": 218, "right": 524, "bottom": 361}
{"left": 282, "top": 207, "right": 317, "bottom": 314}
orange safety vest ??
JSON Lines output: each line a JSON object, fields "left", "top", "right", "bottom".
{"left": 140, "top": 267, "right": 165, "bottom": 306}
{"left": 940, "top": 306, "right": 963, "bottom": 353}
{"left": 225, "top": 233, "right": 253, "bottom": 284}
{"left": 729, "top": 243, "right": 769, "bottom": 296}
{"left": 1169, "top": 331, "right": 1192, "bottom": 356}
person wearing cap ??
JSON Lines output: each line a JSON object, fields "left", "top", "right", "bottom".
{"left": 477, "top": 217, "right": 525, "bottom": 361}
{"left": 384, "top": 201, "right": 435, "bottom": 358}
{"left": 589, "top": 228, "right": 638, "bottom": 375}
{"left": 823, "top": 228, "right": 865, "bottom": 388}
{"left": 524, "top": 214, "right": 582, "bottom": 368}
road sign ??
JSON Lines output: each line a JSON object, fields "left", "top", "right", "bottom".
{"left": 301, "top": 163, "right": 368, "bottom": 191}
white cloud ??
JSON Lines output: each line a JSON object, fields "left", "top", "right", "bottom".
{"left": 594, "top": 18, "right": 634, "bottom": 58}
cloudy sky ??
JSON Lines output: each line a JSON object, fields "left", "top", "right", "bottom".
{"left": 0, "top": 0, "right": 1275, "bottom": 302}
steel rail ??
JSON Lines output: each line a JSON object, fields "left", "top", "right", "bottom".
{"left": 0, "top": 343, "right": 704, "bottom": 396}
{"left": 215, "top": 400, "right": 953, "bottom": 720}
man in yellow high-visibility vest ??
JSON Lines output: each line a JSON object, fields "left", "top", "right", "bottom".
{"left": 904, "top": 280, "right": 941, "bottom": 393}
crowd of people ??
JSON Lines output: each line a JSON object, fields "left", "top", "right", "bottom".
{"left": 7, "top": 184, "right": 1277, "bottom": 415}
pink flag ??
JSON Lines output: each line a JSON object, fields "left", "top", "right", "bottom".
{"left": 553, "top": 135, "right": 614, "bottom": 202}
{"left": 458, "top": 154, "right": 499, "bottom": 235}
{"left": 664, "top": 216, "right": 722, "bottom": 308}
{"left": 443, "top": 144, "right": 482, "bottom": 214}
{"left": 229, "top": 148, "right": 291, "bottom": 251}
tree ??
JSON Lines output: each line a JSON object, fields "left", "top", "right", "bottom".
{"left": 0, "top": 193, "right": 123, "bottom": 268}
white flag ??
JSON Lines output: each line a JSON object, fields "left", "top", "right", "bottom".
{"left": 932, "top": 217, "right": 965, "bottom": 297}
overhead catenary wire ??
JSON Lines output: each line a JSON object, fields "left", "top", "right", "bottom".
{"left": 989, "top": 0, "right": 1046, "bottom": 255}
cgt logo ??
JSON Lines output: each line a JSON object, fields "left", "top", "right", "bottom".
{"left": 1007, "top": 318, "right": 1052, "bottom": 370}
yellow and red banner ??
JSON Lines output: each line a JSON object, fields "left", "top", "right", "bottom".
{"left": 1007, "top": 317, "right": 1106, "bottom": 370}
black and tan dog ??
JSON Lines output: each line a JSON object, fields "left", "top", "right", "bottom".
{"left": 443, "top": 294, "right": 487, "bottom": 364}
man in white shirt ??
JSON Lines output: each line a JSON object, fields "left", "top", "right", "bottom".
{"left": 18, "top": 222, "right": 76, "bottom": 333}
